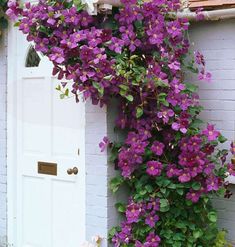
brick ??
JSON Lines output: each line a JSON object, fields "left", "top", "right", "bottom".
{"left": 190, "top": 20, "right": 235, "bottom": 242}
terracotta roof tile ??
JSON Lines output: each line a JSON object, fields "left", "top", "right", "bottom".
{"left": 189, "top": 0, "right": 235, "bottom": 10}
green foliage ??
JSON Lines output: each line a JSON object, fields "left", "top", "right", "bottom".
{"left": 0, "top": 0, "right": 8, "bottom": 35}
{"left": 213, "top": 231, "right": 233, "bottom": 247}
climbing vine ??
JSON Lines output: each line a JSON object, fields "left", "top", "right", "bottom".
{"left": 0, "top": 0, "right": 8, "bottom": 36}
{"left": 7, "top": 0, "right": 235, "bottom": 246}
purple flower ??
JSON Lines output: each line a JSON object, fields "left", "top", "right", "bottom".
{"left": 231, "top": 141, "right": 235, "bottom": 155}
{"left": 146, "top": 161, "right": 163, "bottom": 176}
{"left": 99, "top": 136, "right": 110, "bottom": 152}
{"left": 204, "top": 163, "right": 215, "bottom": 175}
{"left": 19, "top": 19, "right": 31, "bottom": 34}
{"left": 151, "top": 141, "right": 165, "bottom": 156}
{"left": 166, "top": 164, "right": 180, "bottom": 178}
{"left": 72, "top": 31, "right": 86, "bottom": 42}
{"left": 78, "top": 69, "right": 95, "bottom": 82}
{"left": 145, "top": 214, "right": 159, "bottom": 227}
{"left": 206, "top": 176, "right": 219, "bottom": 191}
{"left": 194, "top": 51, "right": 205, "bottom": 65}
{"left": 202, "top": 124, "right": 220, "bottom": 141}
{"left": 147, "top": 199, "right": 160, "bottom": 211}
{"left": 35, "top": 38, "right": 49, "bottom": 53}
{"left": 49, "top": 47, "right": 65, "bottom": 64}
{"left": 186, "top": 190, "right": 201, "bottom": 203}
{"left": 157, "top": 108, "right": 174, "bottom": 124}
{"left": 120, "top": 25, "right": 135, "bottom": 43}
{"left": 112, "top": 221, "right": 132, "bottom": 246}
{"left": 109, "top": 37, "right": 125, "bottom": 53}
{"left": 146, "top": 232, "right": 161, "bottom": 247}
{"left": 129, "top": 38, "right": 141, "bottom": 52}
{"left": 178, "top": 172, "right": 191, "bottom": 183}
{"left": 126, "top": 202, "right": 141, "bottom": 223}
{"left": 61, "top": 36, "right": 78, "bottom": 49}
{"left": 171, "top": 78, "right": 185, "bottom": 94}
{"left": 198, "top": 71, "right": 212, "bottom": 82}
{"left": 172, "top": 118, "right": 189, "bottom": 134}
{"left": 168, "top": 61, "right": 181, "bottom": 72}
{"left": 147, "top": 28, "right": 164, "bottom": 45}
{"left": 167, "top": 20, "right": 182, "bottom": 38}
{"left": 195, "top": 8, "right": 205, "bottom": 21}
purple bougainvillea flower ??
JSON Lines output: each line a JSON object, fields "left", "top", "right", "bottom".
{"left": 202, "top": 124, "right": 220, "bottom": 141}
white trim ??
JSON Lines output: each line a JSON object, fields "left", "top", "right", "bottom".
{"left": 7, "top": 23, "right": 18, "bottom": 247}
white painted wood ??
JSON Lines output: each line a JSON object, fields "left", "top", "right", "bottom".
{"left": 8, "top": 28, "right": 86, "bottom": 247}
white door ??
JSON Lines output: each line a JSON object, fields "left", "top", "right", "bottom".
{"left": 10, "top": 30, "right": 86, "bottom": 247}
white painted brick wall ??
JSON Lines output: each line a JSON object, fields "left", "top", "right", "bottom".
{"left": 0, "top": 31, "right": 7, "bottom": 246}
{"left": 85, "top": 100, "right": 123, "bottom": 246}
{"left": 190, "top": 20, "right": 235, "bottom": 243}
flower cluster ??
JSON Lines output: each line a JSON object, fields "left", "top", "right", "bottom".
{"left": 8, "top": 0, "right": 233, "bottom": 246}
{"left": 112, "top": 198, "right": 161, "bottom": 246}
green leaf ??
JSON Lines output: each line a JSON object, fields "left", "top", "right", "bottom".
{"left": 56, "top": 85, "right": 61, "bottom": 91}
{"left": 119, "top": 84, "right": 129, "bottom": 91}
{"left": 109, "top": 176, "right": 124, "bottom": 193}
{"left": 192, "top": 182, "right": 201, "bottom": 191}
{"left": 184, "top": 82, "right": 198, "bottom": 92}
{"left": 125, "top": 95, "right": 134, "bottom": 102}
{"left": 193, "top": 229, "right": 203, "bottom": 239}
{"left": 60, "top": 94, "right": 65, "bottom": 99}
{"left": 218, "top": 135, "right": 227, "bottom": 143}
{"left": 64, "top": 88, "right": 69, "bottom": 97}
{"left": 160, "top": 199, "right": 169, "bottom": 208}
{"left": 115, "top": 203, "right": 126, "bottom": 213}
{"left": 208, "top": 211, "right": 217, "bottom": 223}
{"left": 136, "top": 107, "right": 143, "bottom": 118}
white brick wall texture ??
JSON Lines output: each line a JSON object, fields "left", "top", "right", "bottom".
{"left": 85, "top": 99, "right": 123, "bottom": 246}
{"left": 190, "top": 20, "right": 235, "bottom": 243}
{"left": 0, "top": 31, "right": 7, "bottom": 246}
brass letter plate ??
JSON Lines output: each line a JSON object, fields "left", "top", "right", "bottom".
{"left": 38, "top": 162, "right": 57, "bottom": 176}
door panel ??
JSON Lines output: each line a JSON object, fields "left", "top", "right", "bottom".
{"left": 15, "top": 31, "right": 86, "bottom": 247}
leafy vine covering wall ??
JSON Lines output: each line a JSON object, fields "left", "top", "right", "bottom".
{"left": 6, "top": 0, "right": 235, "bottom": 246}
{"left": 0, "top": 0, "right": 8, "bottom": 36}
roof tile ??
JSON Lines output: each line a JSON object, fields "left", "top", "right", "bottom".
{"left": 189, "top": 0, "right": 235, "bottom": 9}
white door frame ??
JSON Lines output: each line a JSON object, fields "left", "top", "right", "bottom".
{"left": 7, "top": 23, "right": 18, "bottom": 247}
{"left": 7, "top": 24, "right": 87, "bottom": 246}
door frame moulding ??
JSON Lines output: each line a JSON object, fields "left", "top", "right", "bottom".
{"left": 7, "top": 23, "right": 18, "bottom": 247}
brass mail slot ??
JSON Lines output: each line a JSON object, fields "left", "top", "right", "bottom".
{"left": 38, "top": 162, "right": 57, "bottom": 176}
